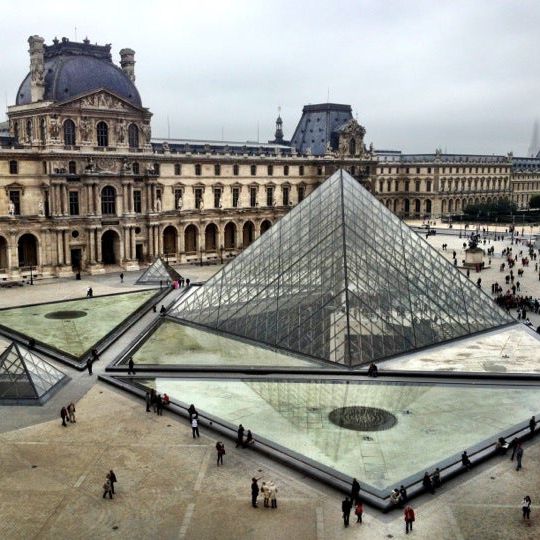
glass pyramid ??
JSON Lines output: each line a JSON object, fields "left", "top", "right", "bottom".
{"left": 169, "top": 170, "right": 513, "bottom": 367}
{"left": 136, "top": 257, "right": 182, "bottom": 285}
{"left": 0, "top": 342, "right": 67, "bottom": 402}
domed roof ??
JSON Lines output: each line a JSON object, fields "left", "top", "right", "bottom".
{"left": 16, "top": 40, "right": 142, "bottom": 108}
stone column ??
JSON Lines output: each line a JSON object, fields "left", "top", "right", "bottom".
{"left": 96, "top": 228, "right": 103, "bottom": 263}
{"left": 122, "top": 183, "right": 129, "bottom": 215}
{"left": 62, "top": 185, "right": 69, "bottom": 216}
{"left": 63, "top": 230, "right": 71, "bottom": 265}
{"left": 123, "top": 227, "right": 130, "bottom": 260}
{"left": 148, "top": 225, "right": 154, "bottom": 257}
{"left": 94, "top": 184, "right": 101, "bottom": 216}
{"left": 130, "top": 227, "right": 136, "bottom": 260}
{"left": 57, "top": 230, "right": 64, "bottom": 265}
{"left": 9, "top": 232, "right": 18, "bottom": 270}
{"left": 128, "top": 183, "right": 133, "bottom": 213}
{"left": 88, "top": 228, "right": 95, "bottom": 263}
{"left": 86, "top": 184, "right": 93, "bottom": 214}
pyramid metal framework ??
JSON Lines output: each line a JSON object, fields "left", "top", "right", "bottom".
{"left": 136, "top": 257, "right": 182, "bottom": 285}
{"left": 169, "top": 170, "right": 513, "bottom": 367}
{"left": 0, "top": 342, "right": 68, "bottom": 403}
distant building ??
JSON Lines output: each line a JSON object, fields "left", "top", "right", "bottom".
{"left": 0, "top": 35, "right": 537, "bottom": 279}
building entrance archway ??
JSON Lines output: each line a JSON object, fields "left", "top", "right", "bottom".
{"left": 243, "top": 221, "right": 255, "bottom": 248}
{"left": 0, "top": 236, "right": 8, "bottom": 270}
{"left": 18, "top": 234, "right": 38, "bottom": 268}
{"left": 101, "top": 230, "right": 121, "bottom": 265}
{"left": 224, "top": 222, "right": 236, "bottom": 249}
{"left": 163, "top": 226, "right": 177, "bottom": 256}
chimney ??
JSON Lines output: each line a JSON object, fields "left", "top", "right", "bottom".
{"left": 28, "top": 35, "right": 45, "bottom": 102}
{"left": 119, "top": 48, "right": 136, "bottom": 82}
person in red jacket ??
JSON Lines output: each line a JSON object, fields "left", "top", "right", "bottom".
{"left": 404, "top": 505, "right": 415, "bottom": 534}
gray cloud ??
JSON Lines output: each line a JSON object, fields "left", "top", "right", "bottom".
{"left": 1, "top": 0, "right": 540, "bottom": 155}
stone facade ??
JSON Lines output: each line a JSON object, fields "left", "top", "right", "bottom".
{"left": 0, "top": 35, "right": 538, "bottom": 279}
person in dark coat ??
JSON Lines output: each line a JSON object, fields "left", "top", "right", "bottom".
{"left": 529, "top": 416, "right": 536, "bottom": 434}
{"left": 351, "top": 478, "right": 361, "bottom": 503}
{"left": 145, "top": 392, "right": 151, "bottom": 413}
{"left": 127, "top": 357, "right": 135, "bottom": 375}
{"left": 188, "top": 404, "right": 197, "bottom": 420}
{"left": 243, "top": 430, "right": 254, "bottom": 447}
{"left": 431, "top": 468, "right": 441, "bottom": 488}
{"left": 156, "top": 394, "right": 163, "bottom": 416}
{"left": 236, "top": 424, "right": 245, "bottom": 448}
{"left": 516, "top": 445, "right": 524, "bottom": 471}
{"left": 108, "top": 470, "right": 117, "bottom": 494}
{"left": 422, "top": 472, "right": 434, "bottom": 494}
{"left": 251, "top": 477, "right": 260, "bottom": 508}
{"left": 159, "top": 305, "right": 166, "bottom": 315}
{"left": 461, "top": 451, "right": 471, "bottom": 470}
{"left": 61, "top": 406, "right": 68, "bottom": 427}
{"left": 399, "top": 485, "right": 408, "bottom": 503}
{"left": 86, "top": 357, "right": 93, "bottom": 375}
{"left": 216, "top": 442, "right": 225, "bottom": 466}
{"left": 342, "top": 496, "right": 352, "bottom": 527}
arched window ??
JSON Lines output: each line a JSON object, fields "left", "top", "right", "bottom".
{"left": 101, "top": 186, "right": 116, "bottom": 215}
{"left": 128, "top": 124, "right": 139, "bottom": 148}
{"left": 63, "top": 119, "right": 76, "bottom": 146}
{"left": 349, "top": 138, "right": 356, "bottom": 155}
{"left": 96, "top": 121, "right": 109, "bottom": 147}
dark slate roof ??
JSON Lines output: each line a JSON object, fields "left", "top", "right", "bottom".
{"left": 16, "top": 39, "right": 142, "bottom": 107}
{"left": 151, "top": 138, "right": 294, "bottom": 156}
{"left": 512, "top": 157, "right": 540, "bottom": 172}
{"left": 290, "top": 103, "right": 353, "bottom": 156}
{"left": 376, "top": 151, "right": 509, "bottom": 164}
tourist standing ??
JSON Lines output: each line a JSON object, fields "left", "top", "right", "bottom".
{"left": 422, "top": 472, "right": 435, "bottom": 494}
{"left": 351, "top": 478, "right": 361, "bottom": 503}
{"left": 522, "top": 495, "right": 532, "bottom": 520}
{"left": 399, "top": 485, "right": 408, "bottom": 503}
{"left": 529, "top": 416, "right": 536, "bottom": 434}
{"left": 236, "top": 424, "right": 245, "bottom": 448}
{"left": 251, "top": 478, "right": 260, "bottom": 508}
{"left": 145, "top": 392, "right": 151, "bottom": 413}
{"left": 216, "top": 442, "right": 225, "bottom": 466}
{"left": 120, "top": 272, "right": 124, "bottom": 283}
{"left": 127, "top": 357, "right": 135, "bottom": 375}
{"left": 60, "top": 406, "right": 68, "bottom": 427}
{"left": 156, "top": 394, "right": 163, "bottom": 416}
{"left": 188, "top": 404, "right": 198, "bottom": 421}
{"left": 67, "top": 402, "right": 76, "bottom": 423}
{"left": 86, "top": 357, "right": 93, "bottom": 375}
{"left": 191, "top": 417, "right": 200, "bottom": 438}
{"left": 269, "top": 481, "right": 278, "bottom": 509}
{"left": 261, "top": 482, "right": 270, "bottom": 507}
{"left": 355, "top": 500, "right": 363, "bottom": 523}
{"left": 404, "top": 505, "right": 415, "bottom": 534}
{"left": 516, "top": 445, "right": 524, "bottom": 471}
{"left": 342, "top": 496, "right": 352, "bottom": 527}
{"left": 102, "top": 477, "right": 113, "bottom": 499}
{"left": 461, "top": 451, "right": 472, "bottom": 471}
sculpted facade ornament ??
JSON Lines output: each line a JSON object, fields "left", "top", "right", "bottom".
{"left": 79, "top": 117, "right": 91, "bottom": 141}
{"left": 141, "top": 123, "right": 151, "bottom": 144}
{"left": 116, "top": 120, "right": 126, "bottom": 144}
{"left": 8, "top": 201, "right": 15, "bottom": 216}
{"left": 49, "top": 117, "right": 61, "bottom": 139}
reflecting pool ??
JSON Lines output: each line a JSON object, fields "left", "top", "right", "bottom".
{"left": 131, "top": 321, "right": 320, "bottom": 368}
{"left": 141, "top": 377, "right": 540, "bottom": 490}
{"left": 0, "top": 290, "right": 156, "bottom": 357}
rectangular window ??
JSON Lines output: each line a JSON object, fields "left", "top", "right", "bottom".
{"left": 426, "top": 180, "right": 432, "bottom": 192}
{"left": 133, "top": 190, "right": 142, "bottom": 213}
{"left": 298, "top": 186, "right": 305, "bottom": 202}
{"left": 299, "top": 165, "right": 304, "bottom": 176}
{"left": 9, "top": 190, "right": 20, "bottom": 215}
{"left": 250, "top": 186, "right": 257, "bottom": 207}
{"left": 282, "top": 186, "right": 290, "bottom": 206}
{"left": 214, "top": 188, "right": 222, "bottom": 208}
{"left": 195, "top": 188, "right": 203, "bottom": 209}
{"left": 284, "top": 165, "right": 289, "bottom": 176}
{"left": 266, "top": 186, "right": 274, "bottom": 207}
{"left": 174, "top": 189, "right": 183, "bottom": 209}
{"left": 232, "top": 187, "right": 240, "bottom": 208}
{"left": 69, "top": 191, "right": 79, "bottom": 215}
{"left": 174, "top": 163, "right": 181, "bottom": 175}
{"left": 9, "top": 160, "right": 18, "bottom": 174}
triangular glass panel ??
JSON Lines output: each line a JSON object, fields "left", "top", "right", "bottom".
{"left": 136, "top": 257, "right": 182, "bottom": 284}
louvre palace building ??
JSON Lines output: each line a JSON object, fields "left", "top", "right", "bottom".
{"left": 1, "top": 34, "right": 539, "bottom": 279}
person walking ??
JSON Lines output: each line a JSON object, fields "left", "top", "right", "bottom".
{"left": 516, "top": 445, "right": 524, "bottom": 471}
{"left": 60, "top": 406, "right": 68, "bottom": 427}
{"left": 354, "top": 500, "right": 363, "bottom": 523}
{"left": 529, "top": 416, "right": 536, "bottom": 434}
{"left": 127, "top": 357, "right": 135, "bottom": 375}
{"left": 67, "top": 402, "right": 76, "bottom": 423}
{"left": 108, "top": 470, "right": 117, "bottom": 494}
{"left": 422, "top": 472, "right": 435, "bottom": 494}
{"left": 86, "top": 357, "right": 93, "bottom": 375}
{"left": 102, "top": 477, "right": 113, "bottom": 499}
{"left": 151, "top": 389, "right": 157, "bottom": 413}
{"left": 510, "top": 438, "right": 520, "bottom": 460}
{"left": 522, "top": 495, "right": 531, "bottom": 520}
{"left": 351, "top": 478, "right": 361, "bottom": 503}
{"left": 191, "top": 417, "right": 200, "bottom": 438}
{"left": 251, "top": 477, "right": 260, "bottom": 508}
{"left": 156, "top": 394, "right": 163, "bottom": 416}
{"left": 404, "top": 505, "right": 415, "bottom": 534}
{"left": 145, "top": 392, "right": 151, "bottom": 412}
{"left": 216, "top": 442, "right": 225, "bottom": 466}
{"left": 120, "top": 272, "right": 124, "bottom": 283}
{"left": 236, "top": 424, "right": 245, "bottom": 448}
{"left": 269, "top": 481, "right": 278, "bottom": 509}
{"left": 342, "top": 496, "right": 352, "bottom": 527}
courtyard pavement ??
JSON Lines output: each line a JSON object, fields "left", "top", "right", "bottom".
{"left": 0, "top": 244, "right": 539, "bottom": 539}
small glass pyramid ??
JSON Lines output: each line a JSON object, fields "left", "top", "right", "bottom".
{"left": 0, "top": 342, "right": 68, "bottom": 402}
{"left": 169, "top": 170, "right": 513, "bottom": 367}
{"left": 136, "top": 257, "right": 182, "bottom": 285}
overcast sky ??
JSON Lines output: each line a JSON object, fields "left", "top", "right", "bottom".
{"left": 1, "top": 0, "right": 540, "bottom": 155}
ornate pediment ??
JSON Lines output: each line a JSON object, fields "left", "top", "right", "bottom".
{"left": 60, "top": 89, "right": 143, "bottom": 113}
